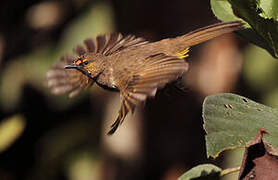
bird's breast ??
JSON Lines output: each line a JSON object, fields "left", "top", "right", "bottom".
{"left": 94, "top": 65, "right": 118, "bottom": 91}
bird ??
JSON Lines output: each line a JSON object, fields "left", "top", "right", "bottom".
{"left": 46, "top": 21, "right": 243, "bottom": 135}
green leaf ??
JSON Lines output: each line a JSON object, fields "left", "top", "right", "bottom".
{"left": 203, "top": 93, "right": 278, "bottom": 158}
{"left": 211, "top": 0, "right": 247, "bottom": 25}
{"left": 210, "top": 0, "right": 278, "bottom": 58}
{"left": 177, "top": 164, "right": 221, "bottom": 180}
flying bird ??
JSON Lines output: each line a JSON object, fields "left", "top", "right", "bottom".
{"left": 46, "top": 21, "right": 243, "bottom": 135}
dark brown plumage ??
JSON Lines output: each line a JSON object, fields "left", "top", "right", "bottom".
{"left": 46, "top": 21, "right": 243, "bottom": 135}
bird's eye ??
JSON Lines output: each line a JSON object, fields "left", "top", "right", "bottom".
{"left": 83, "top": 61, "right": 89, "bottom": 65}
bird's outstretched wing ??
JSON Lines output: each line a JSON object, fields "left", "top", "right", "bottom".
{"left": 107, "top": 53, "right": 189, "bottom": 135}
{"left": 47, "top": 33, "right": 149, "bottom": 97}
{"left": 82, "top": 33, "right": 148, "bottom": 55}
{"left": 46, "top": 54, "right": 94, "bottom": 97}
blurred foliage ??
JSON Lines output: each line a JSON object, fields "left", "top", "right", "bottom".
{"left": 0, "top": 2, "right": 114, "bottom": 111}
{"left": 58, "top": 2, "right": 114, "bottom": 55}
{"left": 26, "top": 2, "right": 65, "bottom": 30}
{"left": 243, "top": 45, "right": 278, "bottom": 92}
{"left": 243, "top": 44, "right": 278, "bottom": 107}
{"left": 0, "top": 48, "right": 53, "bottom": 110}
{"left": 66, "top": 151, "right": 101, "bottom": 180}
{"left": 211, "top": 0, "right": 278, "bottom": 58}
{"left": 0, "top": 1, "right": 113, "bottom": 180}
{"left": 0, "top": 115, "right": 25, "bottom": 152}
{"left": 29, "top": 117, "right": 99, "bottom": 180}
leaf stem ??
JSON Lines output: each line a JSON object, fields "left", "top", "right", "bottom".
{"left": 220, "top": 166, "right": 240, "bottom": 176}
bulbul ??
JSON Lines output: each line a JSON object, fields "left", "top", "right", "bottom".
{"left": 46, "top": 21, "right": 243, "bottom": 135}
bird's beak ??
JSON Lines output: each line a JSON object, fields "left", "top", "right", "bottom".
{"left": 64, "top": 64, "right": 92, "bottom": 77}
{"left": 64, "top": 64, "right": 79, "bottom": 69}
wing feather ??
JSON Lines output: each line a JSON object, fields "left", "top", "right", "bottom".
{"left": 83, "top": 33, "right": 148, "bottom": 56}
{"left": 107, "top": 53, "right": 189, "bottom": 134}
{"left": 84, "top": 38, "right": 96, "bottom": 53}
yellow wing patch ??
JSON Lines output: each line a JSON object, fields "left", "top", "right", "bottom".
{"left": 173, "top": 48, "right": 189, "bottom": 59}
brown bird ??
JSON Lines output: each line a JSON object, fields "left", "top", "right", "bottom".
{"left": 46, "top": 21, "right": 243, "bottom": 135}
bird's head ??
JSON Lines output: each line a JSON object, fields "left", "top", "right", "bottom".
{"left": 64, "top": 54, "right": 102, "bottom": 79}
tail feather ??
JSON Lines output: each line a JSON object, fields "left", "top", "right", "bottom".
{"left": 178, "top": 21, "right": 243, "bottom": 47}
{"left": 156, "top": 21, "right": 244, "bottom": 56}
